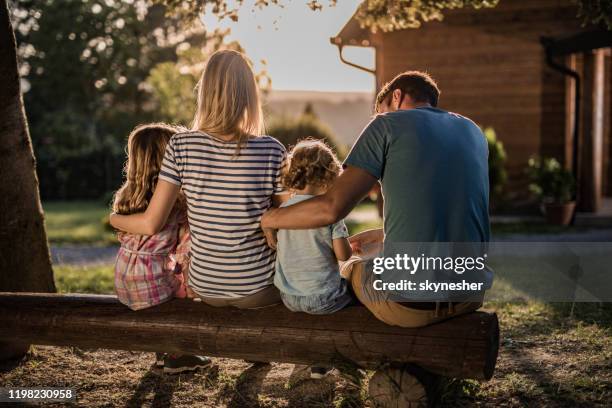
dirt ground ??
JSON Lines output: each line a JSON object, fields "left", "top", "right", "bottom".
{"left": 1, "top": 348, "right": 363, "bottom": 407}
{"left": 1, "top": 303, "right": 610, "bottom": 407}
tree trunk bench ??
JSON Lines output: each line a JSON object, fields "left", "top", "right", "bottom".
{"left": 0, "top": 293, "right": 499, "bottom": 407}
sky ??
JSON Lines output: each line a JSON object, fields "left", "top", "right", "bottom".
{"left": 202, "top": 0, "right": 375, "bottom": 92}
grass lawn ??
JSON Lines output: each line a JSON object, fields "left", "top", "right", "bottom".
{"left": 43, "top": 201, "right": 115, "bottom": 245}
{"left": 45, "top": 199, "right": 610, "bottom": 246}
{"left": 445, "top": 301, "right": 611, "bottom": 406}
{"left": 43, "top": 200, "right": 382, "bottom": 246}
{"left": 54, "top": 264, "right": 115, "bottom": 294}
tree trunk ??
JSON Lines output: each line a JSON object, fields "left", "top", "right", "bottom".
{"left": 0, "top": 0, "right": 55, "bottom": 358}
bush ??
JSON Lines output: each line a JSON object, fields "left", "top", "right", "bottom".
{"left": 483, "top": 127, "right": 507, "bottom": 205}
{"left": 526, "top": 157, "right": 575, "bottom": 204}
{"left": 267, "top": 113, "right": 342, "bottom": 156}
{"left": 36, "top": 147, "right": 124, "bottom": 201}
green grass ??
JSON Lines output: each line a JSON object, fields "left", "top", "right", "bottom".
{"left": 45, "top": 199, "right": 608, "bottom": 247}
{"left": 441, "top": 301, "right": 611, "bottom": 407}
{"left": 54, "top": 264, "right": 114, "bottom": 294}
{"left": 43, "top": 201, "right": 115, "bottom": 245}
{"left": 346, "top": 219, "right": 383, "bottom": 236}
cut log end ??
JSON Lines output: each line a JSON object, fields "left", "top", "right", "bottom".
{"left": 369, "top": 366, "right": 431, "bottom": 408}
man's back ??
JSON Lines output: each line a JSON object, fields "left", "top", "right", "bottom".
{"left": 344, "top": 106, "right": 490, "bottom": 243}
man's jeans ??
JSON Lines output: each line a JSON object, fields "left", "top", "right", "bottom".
{"left": 340, "top": 257, "right": 483, "bottom": 328}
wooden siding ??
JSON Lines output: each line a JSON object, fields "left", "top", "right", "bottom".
{"left": 372, "top": 0, "right": 587, "bottom": 196}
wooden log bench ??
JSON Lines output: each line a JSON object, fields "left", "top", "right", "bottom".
{"left": 0, "top": 293, "right": 499, "bottom": 407}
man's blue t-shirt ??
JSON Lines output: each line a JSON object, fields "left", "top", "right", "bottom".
{"left": 344, "top": 106, "right": 490, "bottom": 244}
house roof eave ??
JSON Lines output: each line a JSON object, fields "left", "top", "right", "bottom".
{"left": 329, "top": 11, "right": 374, "bottom": 48}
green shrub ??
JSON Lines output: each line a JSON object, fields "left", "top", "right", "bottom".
{"left": 526, "top": 157, "right": 575, "bottom": 204}
{"left": 483, "top": 127, "right": 507, "bottom": 204}
{"left": 267, "top": 113, "right": 342, "bottom": 156}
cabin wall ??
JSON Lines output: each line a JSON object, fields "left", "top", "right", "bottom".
{"left": 372, "top": 0, "right": 586, "bottom": 204}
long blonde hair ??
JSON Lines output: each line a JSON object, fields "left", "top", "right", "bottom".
{"left": 192, "top": 50, "right": 263, "bottom": 154}
{"left": 113, "top": 123, "right": 181, "bottom": 215}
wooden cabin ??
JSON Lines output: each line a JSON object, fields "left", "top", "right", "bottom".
{"left": 331, "top": 0, "right": 612, "bottom": 213}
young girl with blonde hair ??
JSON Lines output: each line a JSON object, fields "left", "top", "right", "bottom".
{"left": 273, "top": 139, "right": 353, "bottom": 313}
{"left": 113, "top": 123, "right": 210, "bottom": 373}
{"left": 273, "top": 139, "right": 353, "bottom": 378}
{"left": 110, "top": 50, "right": 286, "bottom": 309}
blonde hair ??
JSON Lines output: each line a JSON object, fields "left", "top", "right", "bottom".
{"left": 192, "top": 50, "right": 263, "bottom": 154}
{"left": 281, "top": 139, "right": 342, "bottom": 191}
{"left": 113, "top": 123, "right": 183, "bottom": 215}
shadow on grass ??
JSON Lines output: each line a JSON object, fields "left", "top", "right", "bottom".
{"left": 285, "top": 364, "right": 366, "bottom": 408}
{"left": 225, "top": 362, "right": 273, "bottom": 408}
{"left": 439, "top": 301, "right": 611, "bottom": 407}
{"left": 126, "top": 369, "right": 181, "bottom": 408}
{"left": 548, "top": 302, "right": 612, "bottom": 328}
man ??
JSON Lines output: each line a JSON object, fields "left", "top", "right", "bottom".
{"left": 262, "top": 71, "right": 490, "bottom": 327}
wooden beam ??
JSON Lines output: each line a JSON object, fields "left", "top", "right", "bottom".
{"left": 0, "top": 293, "right": 499, "bottom": 380}
{"left": 565, "top": 54, "right": 577, "bottom": 171}
{"left": 579, "top": 50, "right": 605, "bottom": 212}
{"left": 606, "top": 51, "right": 612, "bottom": 196}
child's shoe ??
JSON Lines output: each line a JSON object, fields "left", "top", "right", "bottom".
{"left": 310, "top": 366, "right": 331, "bottom": 379}
{"left": 155, "top": 352, "right": 166, "bottom": 368}
{"left": 163, "top": 354, "right": 211, "bottom": 374}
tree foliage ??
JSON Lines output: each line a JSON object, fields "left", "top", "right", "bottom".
{"left": 156, "top": 0, "right": 612, "bottom": 31}
{"left": 267, "top": 106, "right": 342, "bottom": 156}
{"left": 10, "top": 0, "right": 221, "bottom": 199}
{"left": 13, "top": 0, "right": 207, "bottom": 153}
{"left": 354, "top": 0, "right": 499, "bottom": 32}
{"left": 145, "top": 36, "right": 270, "bottom": 126}
{"left": 575, "top": 0, "right": 612, "bottom": 30}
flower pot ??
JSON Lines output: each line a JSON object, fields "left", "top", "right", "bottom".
{"left": 543, "top": 201, "right": 576, "bottom": 226}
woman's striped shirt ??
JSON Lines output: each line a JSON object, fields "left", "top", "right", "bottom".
{"left": 158, "top": 131, "right": 286, "bottom": 298}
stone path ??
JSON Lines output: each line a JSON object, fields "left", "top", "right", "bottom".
{"left": 51, "top": 245, "right": 118, "bottom": 266}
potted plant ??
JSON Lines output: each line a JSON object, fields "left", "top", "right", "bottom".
{"left": 527, "top": 157, "right": 576, "bottom": 226}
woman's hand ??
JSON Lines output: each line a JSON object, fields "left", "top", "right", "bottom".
{"left": 186, "top": 286, "right": 198, "bottom": 299}
{"left": 261, "top": 207, "right": 279, "bottom": 249}
{"left": 349, "top": 228, "right": 384, "bottom": 257}
{"left": 263, "top": 227, "right": 278, "bottom": 250}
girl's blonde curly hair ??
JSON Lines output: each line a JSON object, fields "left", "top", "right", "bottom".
{"left": 281, "top": 139, "right": 342, "bottom": 191}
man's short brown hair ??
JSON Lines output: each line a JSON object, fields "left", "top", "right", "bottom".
{"left": 375, "top": 71, "right": 440, "bottom": 112}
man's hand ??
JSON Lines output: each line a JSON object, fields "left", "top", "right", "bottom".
{"left": 349, "top": 228, "right": 384, "bottom": 257}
